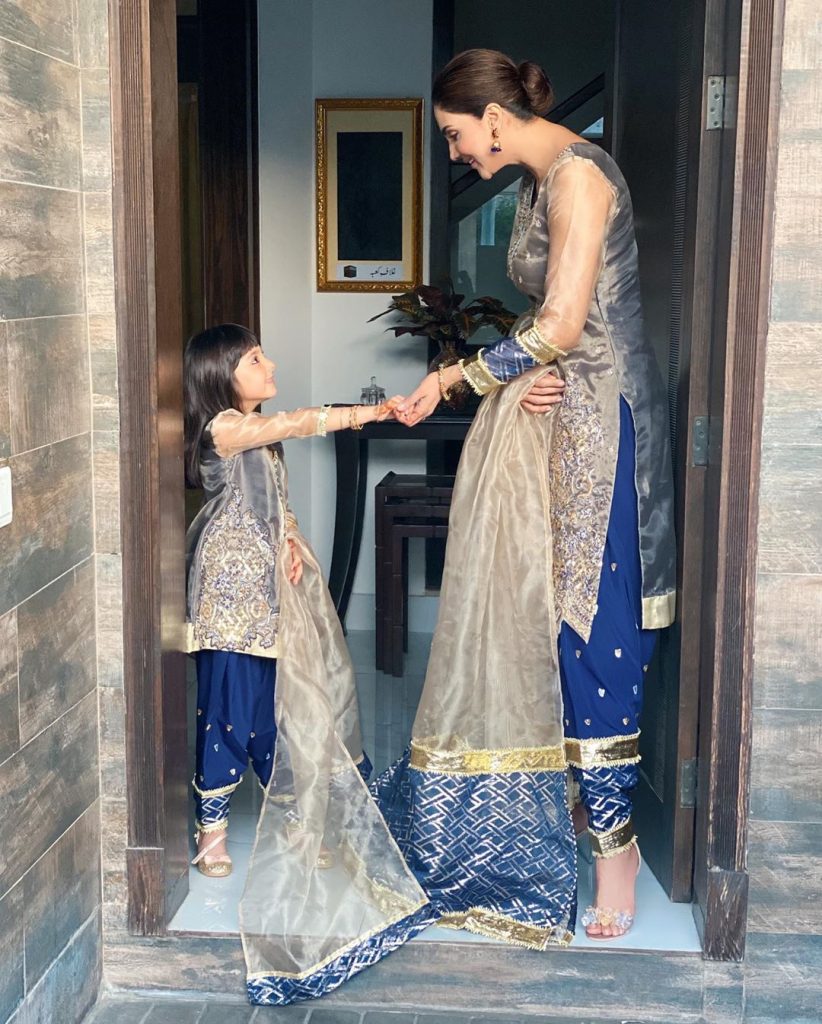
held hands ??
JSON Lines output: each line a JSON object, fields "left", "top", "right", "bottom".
{"left": 395, "top": 372, "right": 441, "bottom": 427}
{"left": 520, "top": 371, "right": 565, "bottom": 414}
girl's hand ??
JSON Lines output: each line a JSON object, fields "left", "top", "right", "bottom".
{"left": 287, "top": 537, "right": 303, "bottom": 585}
{"left": 395, "top": 372, "right": 440, "bottom": 427}
{"left": 372, "top": 396, "right": 404, "bottom": 422}
{"left": 520, "top": 371, "right": 565, "bottom": 414}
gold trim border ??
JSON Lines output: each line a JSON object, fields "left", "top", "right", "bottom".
{"left": 438, "top": 906, "right": 573, "bottom": 950}
{"left": 315, "top": 97, "right": 423, "bottom": 293}
{"left": 459, "top": 351, "right": 500, "bottom": 395}
{"left": 589, "top": 817, "right": 636, "bottom": 858}
{"left": 409, "top": 741, "right": 566, "bottom": 775}
{"left": 564, "top": 732, "right": 641, "bottom": 768}
{"left": 642, "top": 591, "right": 676, "bottom": 630}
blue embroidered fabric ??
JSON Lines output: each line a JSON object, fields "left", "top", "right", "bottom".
{"left": 372, "top": 751, "right": 577, "bottom": 941}
{"left": 480, "top": 334, "right": 543, "bottom": 384}
{"left": 246, "top": 904, "right": 435, "bottom": 1005}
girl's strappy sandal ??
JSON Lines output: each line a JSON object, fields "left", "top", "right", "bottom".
{"left": 191, "top": 830, "right": 233, "bottom": 878}
{"left": 581, "top": 844, "right": 641, "bottom": 939}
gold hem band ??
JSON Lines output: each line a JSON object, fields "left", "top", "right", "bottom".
{"left": 459, "top": 351, "right": 500, "bottom": 395}
{"left": 409, "top": 741, "right": 567, "bottom": 775}
{"left": 196, "top": 819, "right": 229, "bottom": 835}
{"left": 589, "top": 817, "right": 636, "bottom": 858}
{"left": 513, "top": 322, "right": 566, "bottom": 364}
{"left": 438, "top": 907, "right": 573, "bottom": 950}
{"left": 564, "top": 732, "right": 640, "bottom": 768}
{"left": 192, "top": 776, "right": 243, "bottom": 798}
{"left": 642, "top": 591, "right": 676, "bottom": 630}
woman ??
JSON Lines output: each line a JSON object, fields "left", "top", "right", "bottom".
{"left": 384, "top": 49, "right": 676, "bottom": 942}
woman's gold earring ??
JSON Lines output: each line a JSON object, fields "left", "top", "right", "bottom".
{"left": 490, "top": 129, "right": 502, "bottom": 154}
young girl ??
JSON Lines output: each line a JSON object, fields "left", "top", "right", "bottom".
{"left": 184, "top": 322, "right": 398, "bottom": 876}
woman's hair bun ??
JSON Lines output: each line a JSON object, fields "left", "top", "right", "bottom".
{"left": 518, "top": 60, "right": 554, "bottom": 117}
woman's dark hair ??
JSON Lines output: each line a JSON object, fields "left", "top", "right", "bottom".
{"left": 184, "top": 323, "right": 257, "bottom": 487}
{"left": 432, "top": 48, "right": 554, "bottom": 121}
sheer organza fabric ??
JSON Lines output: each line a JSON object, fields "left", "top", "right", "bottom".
{"left": 413, "top": 367, "right": 565, "bottom": 758}
{"left": 240, "top": 535, "right": 429, "bottom": 1002}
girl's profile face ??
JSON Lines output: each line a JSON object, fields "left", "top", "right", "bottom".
{"left": 434, "top": 106, "right": 505, "bottom": 181}
{"left": 233, "top": 345, "right": 277, "bottom": 410}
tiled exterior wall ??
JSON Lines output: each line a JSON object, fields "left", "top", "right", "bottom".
{"left": 0, "top": 0, "right": 118, "bottom": 1020}
{"left": 746, "top": 0, "right": 822, "bottom": 1019}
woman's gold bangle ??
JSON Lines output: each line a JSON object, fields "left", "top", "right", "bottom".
{"left": 437, "top": 363, "right": 452, "bottom": 402}
{"left": 349, "top": 405, "right": 363, "bottom": 431}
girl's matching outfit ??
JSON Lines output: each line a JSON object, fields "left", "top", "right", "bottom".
{"left": 185, "top": 410, "right": 431, "bottom": 1005}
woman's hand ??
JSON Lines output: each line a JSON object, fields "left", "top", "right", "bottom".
{"left": 373, "top": 396, "right": 404, "bottom": 422}
{"left": 286, "top": 537, "right": 303, "bottom": 585}
{"left": 520, "top": 371, "right": 565, "bottom": 414}
{"left": 396, "top": 372, "right": 441, "bottom": 427}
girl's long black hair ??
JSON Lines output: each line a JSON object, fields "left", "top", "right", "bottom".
{"left": 184, "top": 323, "right": 258, "bottom": 487}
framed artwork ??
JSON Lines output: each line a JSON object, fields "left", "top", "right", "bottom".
{"left": 315, "top": 98, "right": 423, "bottom": 292}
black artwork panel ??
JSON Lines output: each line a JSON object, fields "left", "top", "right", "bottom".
{"left": 336, "top": 131, "right": 403, "bottom": 261}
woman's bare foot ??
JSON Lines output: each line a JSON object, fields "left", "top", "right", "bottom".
{"left": 583, "top": 843, "right": 640, "bottom": 938}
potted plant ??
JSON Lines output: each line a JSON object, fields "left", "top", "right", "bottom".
{"left": 368, "top": 282, "right": 517, "bottom": 409}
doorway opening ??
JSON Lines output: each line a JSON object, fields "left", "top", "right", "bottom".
{"left": 112, "top": 0, "right": 778, "bottom": 975}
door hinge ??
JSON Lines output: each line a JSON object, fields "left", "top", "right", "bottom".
{"left": 692, "top": 415, "right": 710, "bottom": 466}
{"left": 680, "top": 758, "right": 698, "bottom": 807}
{"left": 705, "top": 75, "right": 737, "bottom": 130}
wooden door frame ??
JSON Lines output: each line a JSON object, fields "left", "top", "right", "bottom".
{"left": 112, "top": 0, "right": 783, "bottom": 959}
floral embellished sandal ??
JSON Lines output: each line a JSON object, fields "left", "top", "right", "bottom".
{"left": 191, "top": 829, "right": 233, "bottom": 878}
{"left": 581, "top": 845, "right": 641, "bottom": 939}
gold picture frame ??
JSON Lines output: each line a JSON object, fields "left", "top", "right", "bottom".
{"left": 315, "top": 98, "right": 423, "bottom": 292}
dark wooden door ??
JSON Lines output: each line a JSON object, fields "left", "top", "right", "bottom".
{"left": 611, "top": 0, "right": 715, "bottom": 902}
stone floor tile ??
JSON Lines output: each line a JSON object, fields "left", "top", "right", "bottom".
{"left": 362, "top": 1012, "right": 416, "bottom": 1023}
{"left": 199, "top": 1002, "right": 258, "bottom": 1023}
{"left": 306, "top": 1009, "right": 362, "bottom": 1024}
{"left": 83, "top": 997, "right": 154, "bottom": 1023}
{"left": 143, "top": 1001, "right": 206, "bottom": 1023}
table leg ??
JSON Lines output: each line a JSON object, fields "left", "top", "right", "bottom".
{"left": 329, "top": 431, "right": 368, "bottom": 626}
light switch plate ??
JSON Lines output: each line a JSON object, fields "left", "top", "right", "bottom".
{"left": 0, "top": 466, "right": 12, "bottom": 527}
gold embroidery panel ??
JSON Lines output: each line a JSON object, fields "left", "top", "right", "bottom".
{"left": 193, "top": 487, "right": 281, "bottom": 654}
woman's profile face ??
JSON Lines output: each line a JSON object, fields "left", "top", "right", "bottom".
{"left": 434, "top": 105, "right": 505, "bottom": 180}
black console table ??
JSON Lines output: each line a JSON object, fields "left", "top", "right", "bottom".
{"left": 328, "top": 412, "right": 473, "bottom": 623}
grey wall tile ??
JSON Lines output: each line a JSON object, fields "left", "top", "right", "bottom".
{"left": 7, "top": 315, "right": 90, "bottom": 455}
{"left": 0, "top": 322, "right": 9, "bottom": 458}
{"left": 99, "top": 687, "right": 126, "bottom": 800}
{"left": 101, "top": 796, "right": 127, "bottom": 909}
{"left": 0, "top": 0, "right": 76, "bottom": 64}
{"left": 761, "top": 322, "right": 822, "bottom": 446}
{"left": 0, "top": 433, "right": 93, "bottom": 615}
{"left": 753, "top": 572, "right": 822, "bottom": 710}
{"left": 0, "top": 879, "right": 24, "bottom": 1022}
{"left": 782, "top": 0, "right": 822, "bottom": 72}
{"left": 772, "top": 257, "right": 822, "bottom": 322}
{"left": 779, "top": 69, "right": 822, "bottom": 136}
{"left": 0, "top": 689, "right": 98, "bottom": 893}
{"left": 748, "top": 820, "right": 822, "bottom": 934}
{"left": 83, "top": 191, "right": 114, "bottom": 315}
{"left": 97, "top": 553, "right": 124, "bottom": 688}
{"left": 89, "top": 313, "right": 118, "bottom": 431}
{"left": 775, "top": 139, "right": 822, "bottom": 199}
{"left": 23, "top": 803, "right": 101, "bottom": 990}
{"left": 745, "top": 932, "right": 822, "bottom": 1023}
{"left": 10, "top": 912, "right": 101, "bottom": 1024}
{"left": 0, "top": 37, "right": 80, "bottom": 189}
{"left": 17, "top": 559, "right": 96, "bottom": 743}
{"left": 750, "top": 708, "right": 822, "bottom": 821}
{"left": 0, "top": 609, "right": 19, "bottom": 762}
{"left": 78, "top": 0, "right": 109, "bottom": 70}
{"left": 0, "top": 182, "right": 84, "bottom": 320}
{"left": 757, "top": 446, "right": 822, "bottom": 575}
{"left": 94, "top": 430, "right": 121, "bottom": 555}
{"left": 81, "top": 68, "right": 111, "bottom": 190}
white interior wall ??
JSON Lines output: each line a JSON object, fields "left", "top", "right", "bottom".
{"left": 259, "top": 0, "right": 435, "bottom": 629}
